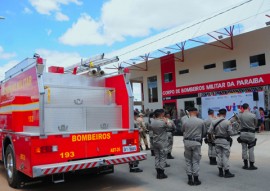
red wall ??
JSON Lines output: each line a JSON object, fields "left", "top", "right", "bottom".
{"left": 160, "top": 54, "right": 176, "bottom": 105}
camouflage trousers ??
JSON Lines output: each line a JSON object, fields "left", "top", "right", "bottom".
{"left": 215, "top": 144, "right": 230, "bottom": 170}
{"left": 167, "top": 132, "right": 174, "bottom": 153}
{"left": 154, "top": 148, "right": 167, "bottom": 170}
{"left": 140, "top": 131, "right": 149, "bottom": 148}
{"left": 242, "top": 143, "right": 255, "bottom": 162}
{"left": 208, "top": 144, "right": 216, "bottom": 157}
{"left": 149, "top": 136, "right": 154, "bottom": 150}
{"left": 184, "top": 145, "right": 201, "bottom": 176}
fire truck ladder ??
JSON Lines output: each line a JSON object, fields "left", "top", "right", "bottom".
{"left": 64, "top": 53, "right": 119, "bottom": 75}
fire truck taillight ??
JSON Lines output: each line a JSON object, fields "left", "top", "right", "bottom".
{"left": 35, "top": 145, "right": 58, "bottom": 154}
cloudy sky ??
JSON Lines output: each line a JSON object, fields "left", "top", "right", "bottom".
{"left": 0, "top": 0, "right": 257, "bottom": 79}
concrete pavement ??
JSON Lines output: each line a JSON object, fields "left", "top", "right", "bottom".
{"left": 0, "top": 132, "right": 269, "bottom": 191}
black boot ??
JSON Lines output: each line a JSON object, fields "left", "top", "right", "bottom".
{"left": 156, "top": 168, "right": 160, "bottom": 179}
{"left": 165, "top": 162, "right": 170, "bottom": 168}
{"left": 187, "top": 175, "right": 194, "bottom": 186}
{"left": 130, "top": 164, "right": 143, "bottom": 173}
{"left": 242, "top": 160, "right": 248, "bottom": 169}
{"left": 151, "top": 150, "right": 155, "bottom": 156}
{"left": 224, "top": 169, "right": 235, "bottom": 178}
{"left": 157, "top": 169, "right": 167, "bottom": 179}
{"left": 218, "top": 168, "right": 224, "bottom": 177}
{"left": 194, "top": 176, "right": 201, "bottom": 185}
{"left": 210, "top": 157, "right": 217, "bottom": 165}
{"left": 167, "top": 153, "right": 174, "bottom": 159}
{"left": 145, "top": 145, "right": 150, "bottom": 150}
{"left": 248, "top": 162, "right": 258, "bottom": 170}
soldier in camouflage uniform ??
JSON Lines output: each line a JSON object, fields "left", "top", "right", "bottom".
{"left": 182, "top": 107, "right": 206, "bottom": 186}
{"left": 204, "top": 109, "right": 217, "bottom": 165}
{"left": 129, "top": 111, "right": 143, "bottom": 172}
{"left": 208, "top": 108, "right": 237, "bottom": 178}
{"left": 151, "top": 109, "right": 169, "bottom": 179}
{"left": 237, "top": 103, "right": 258, "bottom": 170}
{"left": 165, "top": 113, "right": 176, "bottom": 159}
{"left": 148, "top": 112, "right": 155, "bottom": 156}
{"left": 137, "top": 113, "right": 150, "bottom": 150}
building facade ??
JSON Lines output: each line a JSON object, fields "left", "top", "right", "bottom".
{"left": 130, "top": 26, "right": 270, "bottom": 118}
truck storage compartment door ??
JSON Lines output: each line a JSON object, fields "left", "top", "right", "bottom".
{"left": 44, "top": 107, "right": 86, "bottom": 133}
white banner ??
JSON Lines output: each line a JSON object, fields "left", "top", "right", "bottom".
{"left": 201, "top": 92, "right": 264, "bottom": 119}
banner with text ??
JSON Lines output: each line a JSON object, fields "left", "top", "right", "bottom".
{"left": 201, "top": 92, "right": 264, "bottom": 119}
{"left": 162, "top": 74, "right": 270, "bottom": 97}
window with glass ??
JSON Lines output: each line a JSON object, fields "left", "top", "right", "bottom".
{"left": 164, "top": 72, "right": 173, "bottom": 83}
{"left": 179, "top": 69, "right": 189, "bottom": 75}
{"left": 250, "top": 54, "right": 265, "bottom": 68}
{"left": 204, "top": 63, "right": 216, "bottom": 70}
{"left": 147, "top": 76, "right": 158, "bottom": 103}
{"left": 223, "top": 60, "right": 236, "bottom": 72}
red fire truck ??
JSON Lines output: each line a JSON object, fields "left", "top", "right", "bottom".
{"left": 0, "top": 54, "right": 147, "bottom": 188}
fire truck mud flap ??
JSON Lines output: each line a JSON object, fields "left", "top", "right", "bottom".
{"left": 32, "top": 152, "right": 147, "bottom": 178}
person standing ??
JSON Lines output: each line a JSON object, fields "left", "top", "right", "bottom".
{"left": 182, "top": 107, "right": 206, "bottom": 186}
{"left": 148, "top": 112, "right": 155, "bottom": 156}
{"left": 208, "top": 108, "right": 236, "bottom": 178}
{"left": 204, "top": 109, "right": 217, "bottom": 165}
{"left": 129, "top": 111, "right": 143, "bottom": 172}
{"left": 238, "top": 103, "right": 258, "bottom": 170}
{"left": 252, "top": 106, "right": 261, "bottom": 133}
{"left": 164, "top": 113, "right": 176, "bottom": 159}
{"left": 151, "top": 109, "right": 169, "bottom": 179}
{"left": 137, "top": 113, "right": 150, "bottom": 150}
{"left": 259, "top": 107, "right": 265, "bottom": 132}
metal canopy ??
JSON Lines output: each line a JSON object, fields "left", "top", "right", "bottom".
{"left": 105, "top": 0, "right": 270, "bottom": 71}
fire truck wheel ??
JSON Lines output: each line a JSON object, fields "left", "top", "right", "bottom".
{"left": 5, "top": 145, "right": 23, "bottom": 188}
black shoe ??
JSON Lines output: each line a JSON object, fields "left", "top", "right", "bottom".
{"left": 165, "top": 163, "right": 170, "bottom": 168}
{"left": 187, "top": 175, "right": 194, "bottom": 186}
{"left": 242, "top": 160, "right": 248, "bottom": 169}
{"left": 167, "top": 153, "right": 174, "bottom": 159}
{"left": 151, "top": 150, "right": 155, "bottom": 156}
{"left": 193, "top": 176, "right": 201, "bottom": 185}
{"left": 224, "top": 169, "right": 235, "bottom": 178}
{"left": 218, "top": 168, "right": 224, "bottom": 177}
{"left": 248, "top": 162, "right": 258, "bottom": 170}
{"left": 157, "top": 169, "right": 167, "bottom": 179}
{"left": 156, "top": 168, "right": 160, "bottom": 179}
{"left": 145, "top": 145, "right": 150, "bottom": 150}
{"left": 210, "top": 157, "right": 217, "bottom": 165}
{"left": 130, "top": 168, "right": 143, "bottom": 173}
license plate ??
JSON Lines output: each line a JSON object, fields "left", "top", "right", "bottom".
{"left": 123, "top": 145, "right": 137, "bottom": 153}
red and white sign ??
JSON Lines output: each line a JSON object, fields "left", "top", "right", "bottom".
{"left": 162, "top": 74, "right": 270, "bottom": 97}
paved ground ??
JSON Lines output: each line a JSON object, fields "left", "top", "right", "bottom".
{"left": 1, "top": 132, "right": 270, "bottom": 191}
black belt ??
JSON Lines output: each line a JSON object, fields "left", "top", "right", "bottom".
{"left": 240, "top": 129, "right": 255, "bottom": 133}
{"left": 184, "top": 137, "right": 202, "bottom": 143}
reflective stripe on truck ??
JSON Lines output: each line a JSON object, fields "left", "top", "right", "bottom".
{"left": 32, "top": 152, "right": 147, "bottom": 177}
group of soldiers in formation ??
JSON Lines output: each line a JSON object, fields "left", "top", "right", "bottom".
{"left": 133, "top": 102, "right": 258, "bottom": 186}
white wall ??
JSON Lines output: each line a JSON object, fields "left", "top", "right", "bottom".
{"left": 130, "top": 26, "right": 270, "bottom": 110}
{"left": 131, "top": 59, "right": 163, "bottom": 110}
{"left": 174, "top": 26, "right": 270, "bottom": 86}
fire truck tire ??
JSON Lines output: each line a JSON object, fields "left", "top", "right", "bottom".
{"left": 5, "top": 145, "right": 24, "bottom": 188}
